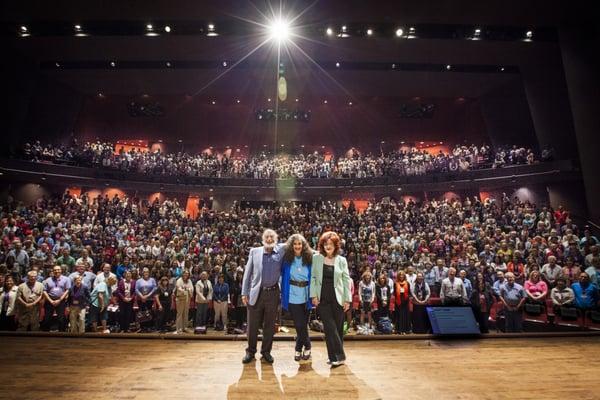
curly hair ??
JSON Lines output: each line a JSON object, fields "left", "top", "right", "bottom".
{"left": 317, "top": 231, "right": 341, "bottom": 257}
{"left": 283, "top": 234, "right": 313, "bottom": 265}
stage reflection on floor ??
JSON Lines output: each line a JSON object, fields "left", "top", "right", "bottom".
{"left": 1, "top": 336, "right": 599, "bottom": 399}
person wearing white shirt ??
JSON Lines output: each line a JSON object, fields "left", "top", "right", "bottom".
{"left": 440, "top": 267, "right": 468, "bottom": 306}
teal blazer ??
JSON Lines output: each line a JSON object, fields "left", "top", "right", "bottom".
{"left": 310, "top": 253, "right": 352, "bottom": 306}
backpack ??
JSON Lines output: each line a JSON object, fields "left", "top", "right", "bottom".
{"left": 377, "top": 317, "right": 393, "bottom": 334}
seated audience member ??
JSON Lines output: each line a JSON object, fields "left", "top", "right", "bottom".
{"left": 500, "top": 272, "right": 527, "bottom": 333}
{"left": 524, "top": 270, "right": 548, "bottom": 309}
{"left": 571, "top": 272, "right": 600, "bottom": 311}
{"left": 562, "top": 257, "right": 581, "bottom": 286}
{"left": 42, "top": 265, "right": 71, "bottom": 331}
{"left": 584, "top": 257, "right": 600, "bottom": 286}
{"left": 410, "top": 272, "right": 431, "bottom": 333}
{"left": 550, "top": 276, "right": 575, "bottom": 316}
{"left": 440, "top": 267, "right": 467, "bottom": 306}
{"left": 68, "top": 275, "right": 90, "bottom": 333}
{"left": 541, "top": 256, "right": 562, "bottom": 288}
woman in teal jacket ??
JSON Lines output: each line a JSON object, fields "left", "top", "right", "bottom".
{"left": 310, "top": 231, "right": 352, "bottom": 367}
{"left": 281, "top": 234, "right": 313, "bottom": 362}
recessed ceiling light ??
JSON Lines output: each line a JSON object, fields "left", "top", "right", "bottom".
{"left": 236, "top": 99, "right": 240, "bottom": 103}
{"left": 446, "top": 64, "right": 452, "bottom": 70}
{"left": 164, "top": 25, "right": 171, "bottom": 33}
{"left": 341, "top": 25, "right": 347, "bottom": 32}
{"left": 146, "top": 24, "right": 153, "bottom": 31}
{"left": 20, "top": 25, "right": 28, "bottom": 32}
{"left": 211, "top": 100, "right": 216, "bottom": 105}
{"left": 326, "top": 27, "right": 333, "bottom": 36}
{"left": 74, "top": 24, "right": 82, "bottom": 31}
{"left": 395, "top": 28, "right": 404, "bottom": 37}
{"left": 222, "top": 61, "right": 227, "bottom": 67}
{"left": 110, "top": 61, "right": 116, "bottom": 67}
{"left": 526, "top": 30, "right": 533, "bottom": 38}
{"left": 295, "top": 98, "right": 299, "bottom": 102}
{"left": 366, "top": 28, "right": 373, "bottom": 36}
{"left": 323, "top": 100, "right": 328, "bottom": 104}
{"left": 166, "top": 61, "right": 171, "bottom": 67}
{"left": 335, "top": 62, "right": 340, "bottom": 67}
{"left": 55, "top": 62, "right": 60, "bottom": 67}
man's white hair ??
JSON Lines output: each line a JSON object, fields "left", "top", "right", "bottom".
{"left": 262, "top": 229, "right": 278, "bottom": 248}
{"left": 262, "top": 229, "right": 278, "bottom": 241}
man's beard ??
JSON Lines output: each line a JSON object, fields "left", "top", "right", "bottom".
{"left": 262, "top": 241, "right": 275, "bottom": 250}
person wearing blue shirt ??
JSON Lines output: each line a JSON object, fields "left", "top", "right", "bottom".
{"left": 281, "top": 234, "right": 313, "bottom": 362}
{"left": 572, "top": 272, "right": 600, "bottom": 311}
{"left": 213, "top": 274, "right": 230, "bottom": 331}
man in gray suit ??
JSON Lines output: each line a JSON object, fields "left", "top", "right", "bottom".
{"left": 241, "top": 229, "right": 284, "bottom": 364}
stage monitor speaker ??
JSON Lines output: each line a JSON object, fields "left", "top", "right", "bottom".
{"left": 426, "top": 306, "right": 481, "bottom": 335}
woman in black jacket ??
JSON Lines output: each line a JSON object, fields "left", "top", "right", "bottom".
{"left": 374, "top": 274, "right": 392, "bottom": 323}
{"left": 471, "top": 272, "right": 495, "bottom": 333}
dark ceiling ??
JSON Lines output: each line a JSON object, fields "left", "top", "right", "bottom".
{"left": 2, "top": 0, "right": 574, "bottom": 98}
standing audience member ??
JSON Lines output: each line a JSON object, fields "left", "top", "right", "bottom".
{"left": 174, "top": 269, "right": 194, "bottom": 334}
{"left": 16, "top": 271, "right": 44, "bottom": 331}
{"left": 89, "top": 276, "right": 117, "bottom": 333}
{"left": 410, "top": 272, "right": 431, "bottom": 333}
{"left": 42, "top": 265, "right": 71, "bottom": 331}
{"left": 440, "top": 267, "right": 467, "bottom": 306}
{"left": 393, "top": 270, "right": 411, "bottom": 334}
{"left": 500, "top": 272, "right": 527, "bottom": 332}
{"left": 375, "top": 273, "right": 392, "bottom": 323}
{"left": 116, "top": 270, "right": 136, "bottom": 332}
{"left": 213, "top": 274, "right": 230, "bottom": 331}
{"left": 135, "top": 268, "right": 157, "bottom": 332}
{"left": 471, "top": 272, "right": 494, "bottom": 333}
{"left": 0, "top": 276, "right": 18, "bottom": 331}
{"left": 358, "top": 271, "right": 375, "bottom": 328}
{"left": 154, "top": 276, "right": 173, "bottom": 333}
{"left": 68, "top": 275, "right": 89, "bottom": 333}
{"left": 195, "top": 271, "right": 212, "bottom": 327}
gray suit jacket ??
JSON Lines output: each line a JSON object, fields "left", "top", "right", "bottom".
{"left": 241, "top": 244, "right": 284, "bottom": 306}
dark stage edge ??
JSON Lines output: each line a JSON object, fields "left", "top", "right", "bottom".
{"left": 2, "top": 330, "right": 600, "bottom": 341}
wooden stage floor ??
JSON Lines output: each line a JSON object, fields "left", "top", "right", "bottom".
{"left": 1, "top": 336, "right": 598, "bottom": 400}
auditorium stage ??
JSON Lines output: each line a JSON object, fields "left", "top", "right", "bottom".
{"left": 2, "top": 336, "right": 598, "bottom": 400}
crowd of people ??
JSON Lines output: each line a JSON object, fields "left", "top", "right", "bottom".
{"left": 1, "top": 186, "right": 599, "bottom": 335}
{"left": 20, "top": 141, "right": 537, "bottom": 179}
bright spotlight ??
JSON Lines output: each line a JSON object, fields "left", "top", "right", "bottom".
{"left": 526, "top": 30, "right": 533, "bottom": 38}
{"left": 367, "top": 28, "right": 373, "bottom": 36}
{"left": 164, "top": 25, "right": 171, "bottom": 33}
{"left": 268, "top": 19, "right": 290, "bottom": 42}
{"left": 326, "top": 27, "right": 333, "bottom": 36}
{"left": 395, "top": 28, "right": 404, "bottom": 37}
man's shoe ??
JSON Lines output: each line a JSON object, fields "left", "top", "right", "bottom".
{"left": 242, "top": 353, "right": 255, "bottom": 364}
{"left": 331, "top": 360, "right": 345, "bottom": 367}
{"left": 302, "top": 350, "right": 311, "bottom": 361}
{"left": 261, "top": 353, "right": 274, "bottom": 364}
{"left": 294, "top": 351, "right": 302, "bottom": 362}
